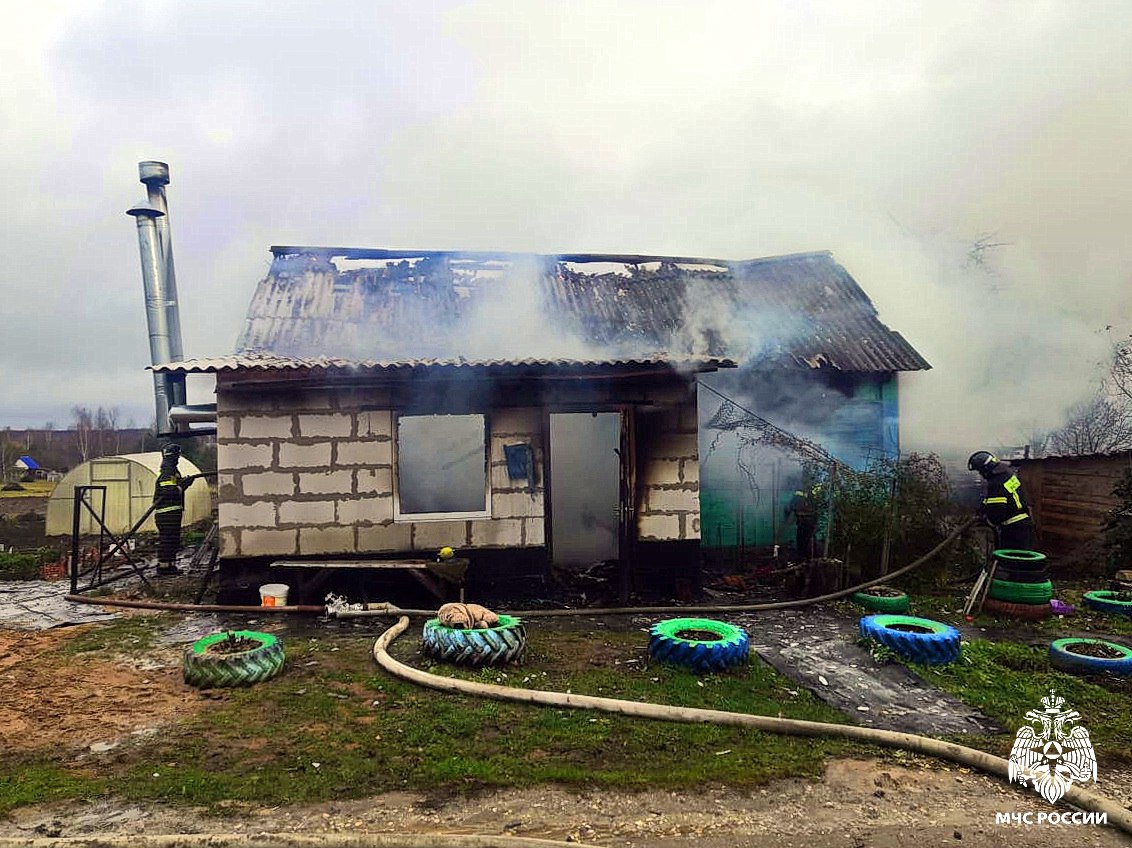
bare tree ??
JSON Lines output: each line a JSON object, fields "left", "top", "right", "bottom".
{"left": 71, "top": 406, "right": 93, "bottom": 462}
{"left": 1048, "top": 395, "right": 1132, "bottom": 456}
{"left": 1111, "top": 334, "right": 1132, "bottom": 405}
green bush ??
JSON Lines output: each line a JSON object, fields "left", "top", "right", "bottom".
{"left": 807, "top": 453, "right": 980, "bottom": 585}
{"left": 1104, "top": 469, "right": 1132, "bottom": 574}
{"left": 0, "top": 547, "right": 58, "bottom": 580}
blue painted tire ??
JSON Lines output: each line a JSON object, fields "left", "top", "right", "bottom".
{"left": 859, "top": 615, "right": 961, "bottom": 666}
{"left": 1050, "top": 638, "right": 1132, "bottom": 676}
{"left": 1082, "top": 591, "right": 1132, "bottom": 617}
{"left": 648, "top": 618, "right": 749, "bottom": 674}
{"left": 421, "top": 615, "right": 527, "bottom": 667}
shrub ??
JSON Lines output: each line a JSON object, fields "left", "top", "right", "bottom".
{"left": 0, "top": 548, "right": 58, "bottom": 581}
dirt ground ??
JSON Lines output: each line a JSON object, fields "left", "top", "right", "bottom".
{"left": 3, "top": 759, "right": 1130, "bottom": 846}
{"left": 2, "top": 621, "right": 1131, "bottom": 846}
{"left": 0, "top": 627, "right": 196, "bottom": 753}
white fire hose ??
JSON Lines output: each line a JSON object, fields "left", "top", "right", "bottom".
{"left": 372, "top": 616, "right": 1132, "bottom": 838}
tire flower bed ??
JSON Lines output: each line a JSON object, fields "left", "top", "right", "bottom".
{"left": 648, "top": 618, "right": 749, "bottom": 674}
{"left": 1049, "top": 638, "right": 1132, "bottom": 676}
{"left": 183, "top": 630, "right": 286, "bottom": 688}
{"left": 851, "top": 586, "right": 910, "bottom": 614}
{"left": 859, "top": 614, "right": 961, "bottom": 666}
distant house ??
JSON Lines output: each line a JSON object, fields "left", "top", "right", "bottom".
{"left": 155, "top": 248, "right": 928, "bottom": 588}
{"left": 12, "top": 456, "right": 42, "bottom": 482}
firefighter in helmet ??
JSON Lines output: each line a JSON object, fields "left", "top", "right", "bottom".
{"left": 968, "top": 450, "right": 1035, "bottom": 549}
{"left": 152, "top": 444, "right": 201, "bottom": 575}
{"left": 785, "top": 485, "right": 820, "bottom": 560}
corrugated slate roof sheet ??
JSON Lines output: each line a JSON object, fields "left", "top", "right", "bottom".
{"left": 153, "top": 352, "right": 734, "bottom": 374}
{"left": 227, "top": 249, "right": 928, "bottom": 373}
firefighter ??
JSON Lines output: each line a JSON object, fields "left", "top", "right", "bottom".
{"left": 968, "top": 450, "right": 1036, "bottom": 549}
{"left": 153, "top": 444, "right": 201, "bottom": 575}
{"left": 785, "top": 487, "right": 818, "bottom": 560}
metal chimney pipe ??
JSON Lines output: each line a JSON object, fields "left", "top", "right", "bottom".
{"left": 127, "top": 201, "right": 178, "bottom": 434}
{"left": 138, "top": 161, "right": 187, "bottom": 411}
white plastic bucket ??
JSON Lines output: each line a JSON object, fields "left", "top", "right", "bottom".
{"left": 259, "top": 583, "right": 290, "bottom": 607}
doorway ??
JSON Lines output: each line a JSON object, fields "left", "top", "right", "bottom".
{"left": 548, "top": 412, "right": 621, "bottom": 565}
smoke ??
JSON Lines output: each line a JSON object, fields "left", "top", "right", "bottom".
{"left": 3, "top": 1, "right": 1132, "bottom": 441}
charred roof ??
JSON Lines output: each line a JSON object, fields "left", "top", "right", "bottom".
{"left": 231, "top": 249, "right": 928, "bottom": 373}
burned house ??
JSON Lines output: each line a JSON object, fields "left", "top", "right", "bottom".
{"left": 154, "top": 247, "right": 927, "bottom": 593}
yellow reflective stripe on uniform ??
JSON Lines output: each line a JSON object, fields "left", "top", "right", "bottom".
{"left": 159, "top": 480, "right": 179, "bottom": 486}
{"left": 155, "top": 505, "right": 183, "bottom": 514}
{"left": 1003, "top": 513, "right": 1030, "bottom": 525}
{"left": 983, "top": 497, "right": 1008, "bottom": 504}
{"left": 1004, "top": 475, "right": 1023, "bottom": 508}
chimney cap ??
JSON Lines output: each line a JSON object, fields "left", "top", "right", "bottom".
{"left": 138, "top": 161, "right": 170, "bottom": 186}
{"left": 127, "top": 201, "right": 165, "bottom": 218}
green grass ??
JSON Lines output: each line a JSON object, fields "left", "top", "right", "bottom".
{"left": 0, "top": 481, "right": 55, "bottom": 499}
{"left": 0, "top": 625, "right": 853, "bottom": 813}
{"left": 907, "top": 639, "right": 1132, "bottom": 763}
{"left": 0, "top": 765, "right": 104, "bottom": 816}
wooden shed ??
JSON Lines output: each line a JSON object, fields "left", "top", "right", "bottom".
{"left": 1015, "top": 451, "right": 1132, "bottom": 557}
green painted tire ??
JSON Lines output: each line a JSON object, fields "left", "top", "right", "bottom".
{"left": 1082, "top": 590, "right": 1132, "bottom": 617}
{"left": 992, "top": 549, "right": 1047, "bottom": 564}
{"left": 648, "top": 618, "right": 750, "bottom": 674}
{"left": 851, "top": 587, "right": 910, "bottom": 614}
{"left": 183, "top": 630, "right": 285, "bottom": 688}
{"left": 421, "top": 615, "right": 527, "bottom": 666}
{"left": 988, "top": 578, "right": 1053, "bottom": 605}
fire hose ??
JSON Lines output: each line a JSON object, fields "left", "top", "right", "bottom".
{"left": 66, "top": 517, "right": 977, "bottom": 619}
{"left": 337, "top": 516, "right": 981, "bottom": 620}
{"left": 372, "top": 615, "right": 1132, "bottom": 837}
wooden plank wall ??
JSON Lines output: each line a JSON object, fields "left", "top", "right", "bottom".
{"left": 1017, "top": 453, "right": 1132, "bottom": 555}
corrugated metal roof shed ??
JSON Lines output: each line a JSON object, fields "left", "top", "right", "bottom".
{"left": 229, "top": 249, "right": 928, "bottom": 374}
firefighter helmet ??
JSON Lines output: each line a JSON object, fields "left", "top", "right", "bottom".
{"left": 967, "top": 450, "right": 997, "bottom": 473}
{"left": 161, "top": 443, "right": 181, "bottom": 460}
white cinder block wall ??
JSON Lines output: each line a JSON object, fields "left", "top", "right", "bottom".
{"left": 216, "top": 384, "right": 699, "bottom": 559}
{"left": 217, "top": 388, "right": 546, "bottom": 558}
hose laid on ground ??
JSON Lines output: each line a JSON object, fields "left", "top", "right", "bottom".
{"left": 65, "top": 519, "right": 977, "bottom": 622}
{"left": 0, "top": 835, "right": 589, "bottom": 848}
{"left": 337, "top": 517, "right": 980, "bottom": 620}
{"left": 64, "top": 595, "right": 326, "bottom": 615}
{"left": 373, "top": 615, "right": 1132, "bottom": 836}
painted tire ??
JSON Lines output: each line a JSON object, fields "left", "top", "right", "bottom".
{"left": 1049, "top": 638, "right": 1132, "bottom": 676}
{"left": 981, "top": 597, "right": 1052, "bottom": 621}
{"left": 992, "top": 549, "right": 1047, "bottom": 566}
{"left": 183, "top": 630, "right": 285, "bottom": 688}
{"left": 859, "top": 615, "right": 961, "bottom": 666}
{"left": 988, "top": 579, "right": 1053, "bottom": 605}
{"left": 648, "top": 618, "right": 750, "bottom": 674}
{"left": 1082, "top": 591, "right": 1132, "bottom": 617}
{"left": 993, "top": 567, "right": 1050, "bottom": 584}
{"left": 851, "top": 588, "right": 910, "bottom": 614}
{"left": 421, "top": 615, "right": 527, "bottom": 667}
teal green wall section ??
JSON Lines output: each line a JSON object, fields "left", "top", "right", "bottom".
{"left": 699, "top": 370, "right": 899, "bottom": 550}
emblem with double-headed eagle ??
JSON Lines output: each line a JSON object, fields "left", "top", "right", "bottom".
{"left": 1009, "top": 690, "right": 1097, "bottom": 803}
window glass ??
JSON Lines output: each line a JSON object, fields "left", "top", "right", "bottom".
{"left": 397, "top": 414, "right": 487, "bottom": 516}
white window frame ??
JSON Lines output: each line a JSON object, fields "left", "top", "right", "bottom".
{"left": 392, "top": 412, "right": 491, "bottom": 522}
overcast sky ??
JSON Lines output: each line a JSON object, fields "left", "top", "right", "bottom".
{"left": 1, "top": 1, "right": 1130, "bottom": 455}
